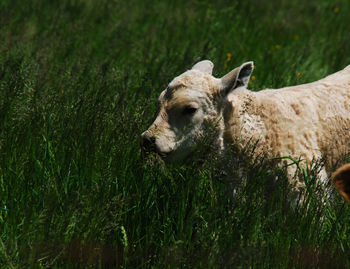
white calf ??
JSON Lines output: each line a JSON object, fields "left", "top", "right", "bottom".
{"left": 142, "top": 60, "right": 350, "bottom": 191}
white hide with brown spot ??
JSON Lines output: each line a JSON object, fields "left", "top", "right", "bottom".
{"left": 141, "top": 60, "right": 350, "bottom": 190}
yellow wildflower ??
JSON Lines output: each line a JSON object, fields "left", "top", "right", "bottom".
{"left": 275, "top": 44, "right": 281, "bottom": 50}
{"left": 251, "top": 75, "right": 256, "bottom": 81}
{"left": 297, "top": 72, "right": 302, "bottom": 78}
{"left": 334, "top": 7, "right": 339, "bottom": 13}
{"left": 226, "top": 52, "right": 232, "bottom": 62}
{"left": 61, "top": 90, "right": 64, "bottom": 94}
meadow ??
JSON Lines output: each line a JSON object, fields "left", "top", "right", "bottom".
{"left": 1, "top": 0, "right": 350, "bottom": 267}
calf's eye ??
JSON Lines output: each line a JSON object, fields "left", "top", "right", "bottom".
{"left": 182, "top": 106, "right": 197, "bottom": 115}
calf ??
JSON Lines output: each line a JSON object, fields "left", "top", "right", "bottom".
{"left": 141, "top": 60, "right": 350, "bottom": 191}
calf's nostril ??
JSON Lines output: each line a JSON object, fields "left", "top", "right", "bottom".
{"left": 141, "top": 134, "right": 156, "bottom": 152}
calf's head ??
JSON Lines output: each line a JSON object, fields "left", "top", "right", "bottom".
{"left": 141, "top": 60, "right": 254, "bottom": 162}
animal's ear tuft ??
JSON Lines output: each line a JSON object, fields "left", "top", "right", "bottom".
{"left": 220, "top": 61, "right": 254, "bottom": 95}
{"left": 332, "top": 164, "right": 350, "bottom": 203}
{"left": 191, "top": 60, "right": 214, "bottom": 75}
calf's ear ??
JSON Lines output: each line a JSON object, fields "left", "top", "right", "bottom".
{"left": 191, "top": 60, "right": 214, "bottom": 75}
{"left": 220, "top": 61, "right": 254, "bottom": 95}
{"left": 332, "top": 164, "right": 350, "bottom": 203}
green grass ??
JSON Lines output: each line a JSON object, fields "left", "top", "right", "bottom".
{"left": 1, "top": 0, "right": 350, "bottom": 267}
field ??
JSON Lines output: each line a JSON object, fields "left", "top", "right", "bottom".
{"left": 1, "top": 0, "right": 350, "bottom": 267}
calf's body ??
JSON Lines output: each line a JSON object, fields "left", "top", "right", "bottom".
{"left": 225, "top": 67, "right": 350, "bottom": 179}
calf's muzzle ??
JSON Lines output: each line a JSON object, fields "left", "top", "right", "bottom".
{"left": 141, "top": 132, "right": 156, "bottom": 153}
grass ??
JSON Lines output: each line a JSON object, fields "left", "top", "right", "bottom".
{"left": 1, "top": 0, "right": 350, "bottom": 267}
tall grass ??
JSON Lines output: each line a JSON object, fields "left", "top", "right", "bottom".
{"left": 1, "top": 0, "right": 350, "bottom": 267}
